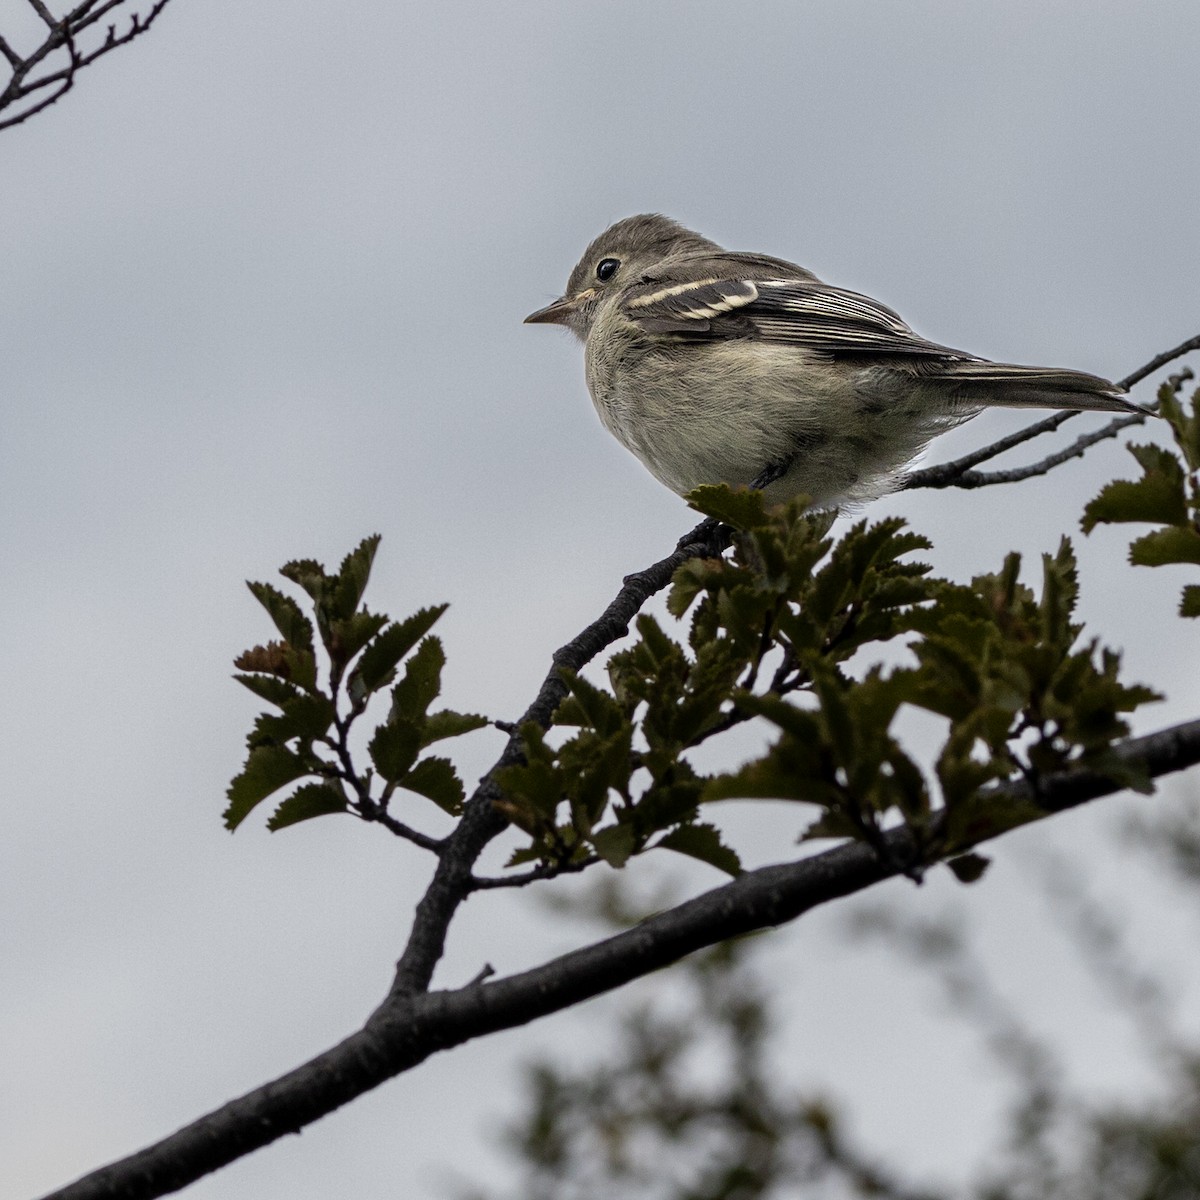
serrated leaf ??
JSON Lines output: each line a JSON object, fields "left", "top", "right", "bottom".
{"left": 278, "top": 558, "right": 327, "bottom": 601}
{"left": 329, "top": 610, "right": 389, "bottom": 665}
{"left": 368, "top": 721, "right": 421, "bottom": 783}
{"left": 1159, "top": 384, "right": 1200, "bottom": 470}
{"left": 685, "top": 483, "right": 772, "bottom": 529}
{"left": 234, "top": 672, "right": 303, "bottom": 708}
{"left": 1081, "top": 444, "right": 1188, "bottom": 531}
{"left": 591, "top": 823, "right": 638, "bottom": 868}
{"left": 225, "top": 745, "right": 312, "bottom": 830}
{"left": 421, "top": 709, "right": 490, "bottom": 748}
{"left": 326, "top": 535, "right": 381, "bottom": 622}
{"left": 401, "top": 756, "right": 465, "bottom": 815}
{"left": 562, "top": 670, "right": 627, "bottom": 737}
{"left": 234, "top": 643, "right": 318, "bottom": 694}
{"left": 504, "top": 844, "right": 545, "bottom": 868}
{"left": 352, "top": 605, "right": 449, "bottom": 698}
{"left": 1039, "top": 538, "right": 1079, "bottom": 650}
{"left": 1128, "top": 525, "right": 1200, "bottom": 567}
{"left": 656, "top": 822, "right": 742, "bottom": 876}
{"left": 946, "top": 852, "right": 991, "bottom": 884}
{"left": 389, "top": 636, "right": 445, "bottom": 725}
{"left": 266, "top": 782, "right": 347, "bottom": 830}
{"left": 246, "top": 582, "right": 314, "bottom": 652}
{"left": 799, "top": 810, "right": 863, "bottom": 841}
{"left": 1181, "top": 585, "right": 1200, "bottom": 618}
{"left": 250, "top": 694, "right": 336, "bottom": 746}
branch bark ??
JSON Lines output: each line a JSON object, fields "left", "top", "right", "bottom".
{"left": 38, "top": 716, "right": 1200, "bottom": 1200}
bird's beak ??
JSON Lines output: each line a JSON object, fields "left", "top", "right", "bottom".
{"left": 523, "top": 289, "right": 595, "bottom": 326}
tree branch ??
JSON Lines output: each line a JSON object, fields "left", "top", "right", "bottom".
{"left": 0, "top": 0, "right": 174, "bottom": 131}
{"left": 38, "top": 716, "right": 1200, "bottom": 1200}
{"left": 381, "top": 514, "right": 725, "bottom": 997}
{"left": 902, "top": 332, "right": 1200, "bottom": 492}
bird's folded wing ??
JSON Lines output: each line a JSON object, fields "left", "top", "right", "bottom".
{"left": 623, "top": 276, "right": 975, "bottom": 362}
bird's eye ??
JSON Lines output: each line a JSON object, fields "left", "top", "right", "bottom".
{"left": 595, "top": 258, "right": 620, "bottom": 282}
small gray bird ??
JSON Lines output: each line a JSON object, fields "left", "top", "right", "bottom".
{"left": 525, "top": 214, "right": 1140, "bottom": 508}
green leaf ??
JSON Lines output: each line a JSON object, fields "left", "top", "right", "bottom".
{"left": 389, "top": 636, "right": 445, "bottom": 725}
{"left": 1128, "top": 525, "right": 1200, "bottom": 567}
{"left": 352, "top": 605, "right": 449, "bottom": 699}
{"left": 401, "top": 756, "right": 465, "bottom": 815}
{"left": 234, "top": 642, "right": 317, "bottom": 692}
{"left": 234, "top": 673, "right": 303, "bottom": 708}
{"left": 266, "top": 782, "right": 348, "bottom": 830}
{"left": 1039, "top": 538, "right": 1079, "bottom": 651}
{"left": 421, "top": 709, "right": 490, "bottom": 748}
{"left": 352, "top": 604, "right": 451, "bottom": 700}
{"left": 799, "top": 810, "right": 864, "bottom": 841}
{"left": 1159, "top": 384, "right": 1200, "bottom": 470}
{"left": 591, "top": 823, "right": 638, "bottom": 868}
{"left": 656, "top": 822, "right": 742, "bottom": 876}
{"left": 246, "top": 582, "right": 314, "bottom": 652}
{"left": 368, "top": 722, "right": 421, "bottom": 783}
{"left": 329, "top": 610, "right": 389, "bottom": 665}
{"left": 946, "top": 852, "right": 991, "bottom": 884}
{"left": 1181, "top": 585, "right": 1200, "bottom": 618}
{"left": 1081, "top": 443, "right": 1187, "bottom": 531}
{"left": 326, "top": 534, "right": 382, "bottom": 621}
{"left": 685, "top": 482, "right": 775, "bottom": 530}
{"left": 562, "top": 670, "right": 629, "bottom": 737}
{"left": 278, "top": 558, "right": 327, "bottom": 602}
{"left": 225, "top": 745, "right": 312, "bottom": 830}
{"left": 249, "top": 694, "right": 336, "bottom": 746}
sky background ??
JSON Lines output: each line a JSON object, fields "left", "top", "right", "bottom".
{"left": 2, "top": 2, "right": 1199, "bottom": 1197}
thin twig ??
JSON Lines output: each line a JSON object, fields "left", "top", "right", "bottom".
{"left": 0, "top": 0, "right": 174, "bottom": 132}
{"left": 903, "top": 332, "right": 1200, "bottom": 491}
{"left": 469, "top": 855, "right": 598, "bottom": 891}
{"left": 918, "top": 410, "right": 1149, "bottom": 491}
{"left": 357, "top": 806, "right": 445, "bottom": 853}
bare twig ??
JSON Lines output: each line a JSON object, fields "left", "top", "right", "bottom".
{"left": 903, "top": 332, "right": 1200, "bottom": 492}
{"left": 469, "top": 855, "right": 598, "bottom": 891}
{"left": 38, "top": 717, "right": 1200, "bottom": 1200}
{"left": 912, "top": 410, "right": 1150, "bottom": 491}
{"left": 356, "top": 805, "right": 445, "bottom": 853}
{"left": 0, "top": 0, "right": 174, "bottom": 132}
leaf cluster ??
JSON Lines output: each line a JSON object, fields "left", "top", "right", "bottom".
{"left": 497, "top": 488, "right": 1155, "bottom": 879}
{"left": 1083, "top": 376, "right": 1200, "bottom": 618}
{"left": 226, "top": 536, "right": 486, "bottom": 835}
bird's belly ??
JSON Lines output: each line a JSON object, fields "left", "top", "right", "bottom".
{"left": 587, "top": 341, "right": 937, "bottom": 507}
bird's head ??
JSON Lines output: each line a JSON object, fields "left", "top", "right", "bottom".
{"left": 524, "top": 213, "right": 719, "bottom": 339}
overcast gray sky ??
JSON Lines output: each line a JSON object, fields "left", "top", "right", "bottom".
{"left": 3, "top": 3, "right": 1199, "bottom": 1197}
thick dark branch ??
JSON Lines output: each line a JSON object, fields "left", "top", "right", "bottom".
{"left": 0, "top": 0, "right": 173, "bottom": 131}
{"left": 40, "top": 717, "right": 1200, "bottom": 1200}
{"left": 902, "top": 332, "right": 1200, "bottom": 492}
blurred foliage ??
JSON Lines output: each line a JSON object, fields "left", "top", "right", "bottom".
{"left": 468, "top": 813, "right": 1200, "bottom": 1200}
{"left": 1083, "top": 374, "right": 1200, "bottom": 619}
{"left": 227, "top": 535, "right": 487, "bottom": 832}
{"left": 458, "top": 880, "right": 940, "bottom": 1200}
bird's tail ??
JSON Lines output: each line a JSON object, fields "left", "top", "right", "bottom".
{"left": 935, "top": 361, "right": 1145, "bottom": 414}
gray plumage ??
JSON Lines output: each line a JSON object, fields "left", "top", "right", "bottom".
{"left": 525, "top": 214, "right": 1140, "bottom": 508}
